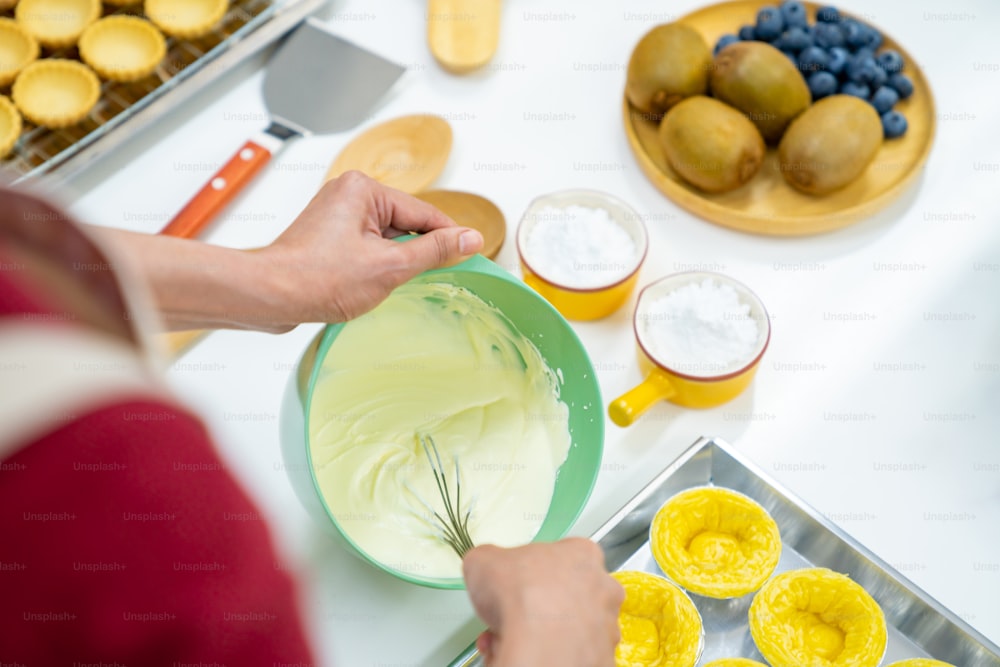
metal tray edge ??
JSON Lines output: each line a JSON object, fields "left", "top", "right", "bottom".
{"left": 447, "top": 435, "right": 1000, "bottom": 667}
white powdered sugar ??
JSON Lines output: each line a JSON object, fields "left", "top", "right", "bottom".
{"left": 641, "top": 278, "right": 760, "bottom": 376}
{"left": 523, "top": 205, "right": 638, "bottom": 288}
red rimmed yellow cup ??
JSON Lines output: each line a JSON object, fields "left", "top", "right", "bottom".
{"left": 516, "top": 189, "right": 648, "bottom": 321}
{"left": 609, "top": 271, "right": 770, "bottom": 426}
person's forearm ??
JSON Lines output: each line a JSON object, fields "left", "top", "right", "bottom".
{"left": 88, "top": 226, "right": 296, "bottom": 333}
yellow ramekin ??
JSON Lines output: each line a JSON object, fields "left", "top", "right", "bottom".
{"left": 650, "top": 486, "right": 781, "bottom": 599}
{"left": 516, "top": 189, "right": 648, "bottom": 321}
{"left": 0, "top": 18, "right": 39, "bottom": 88}
{"left": 11, "top": 59, "right": 99, "bottom": 128}
{"left": 611, "top": 570, "right": 704, "bottom": 667}
{"left": 79, "top": 16, "right": 166, "bottom": 82}
{"left": 15, "top": 0, "right": 100, "bottom": 49}
{"left": 0, "top": 95, "right": 22, "bottom": 159}
{"left": 609, "top": 271, "right": 770, "bottom": 426}
{"left": 750, "top": 567, "right": 888, "bottom": 667}
{"left": 144, "top": 0, "right": 227, "bottom": 39}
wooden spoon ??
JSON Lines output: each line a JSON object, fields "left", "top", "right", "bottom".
{"left": 427, "top": 0, "right": 502, "bottom": 74}
{"left": 324, "top": 114, "right": 452, "bottom": 193}
{"left": 415, "top": 190, "right": 505, "bottom": 259}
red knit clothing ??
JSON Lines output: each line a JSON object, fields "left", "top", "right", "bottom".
{"left": 0, "top": 248, "right": 316, "bottom": 664}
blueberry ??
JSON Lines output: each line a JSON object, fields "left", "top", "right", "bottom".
{"left": 808, "top": 71, "right": 838, "bottom": 99}
{"left": 877, "top": 49, "right": 904, "bottom": 73}
{"left": 860, "top": 27, "right": 883, "bottom": 51}
{"left": 739, "top": 24, "right": 756, "bottom": 40}
{"left": 882, "top": 110, "right": 908, "bottom": 138}
{"left": 780, "top": 26, "right": 812, "bottom": 52}
{"left": 780, "top": 1, "right": 808, "bottom": 28}
{"left": 888, "top": 73, "right": 914, "bottom": 99}
{"left": 755, "top": 6, "right": 785, "bottom": 41}
{"left": 827, "top": 46, "right": 850, "bottom": 76}
{"left": 715, "top": 34, "right": 740, "bottom": 54}
{"left": 813, "top": 22, "right": 845, "bottom": 49}
{"left": 842, "top": 20, "right": 868, "bottom": 50}
{"left": 816, "top": 5, "right": 841, "bottom": 22}
{"left": 782, "top": 50, "right": 799, "bottom": 66}
{"left": 798, "top": 46, "right": 829, "bottom": 73}
{"left": 840, "top": 81, "right": 871, "bottom": 98}
{"left": 853, "top": 47, "right": 875, "bottom": 61}
{"left": 870, "top": 65, "right": 888, "bottom": 90}
{"left": 870, "top": 85, "right": 900, "bottom": 114}
{"left": 847, "top": 54, "right": 879, "bottom": 84}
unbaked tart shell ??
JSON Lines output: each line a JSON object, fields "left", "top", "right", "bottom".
{"left": 0, "top": 17, "right": 40, "bottom": 88}
{"left": 12, "top": 59, "right": 100, "bottom": 128}
{"left": 749, "top": 567, "right": 888, "bottom": 667}
{"left": 79, "top": 16, "right": 166, "bottom": 82}
{"left": 612, "top": 570, "right": 704, "bottom": 667}
{"left": 15, "top": 0, "right": 101, "bottom": 49}
{"left": 144, "top": 0, "right": 227, "bottom": 39}
{"left": 0, "top": 95, "right": 23, "bottom": 159}
{"left": 651, "top": 486, "right": 782, "bottom": 599}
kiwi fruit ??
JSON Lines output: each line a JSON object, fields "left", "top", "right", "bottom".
{"left": 659, "top": 95, "right": 766, "bottom": 194}
{"left": 709, "top": 41, "right": 811, "bottom": 143}
{"left": 627, "top": 23, "right": 712, "bottom": 120}
{"left": 779, "top": 95, "right": 884, "bottom": 195}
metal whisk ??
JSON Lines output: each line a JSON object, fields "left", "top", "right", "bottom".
{"left": 415, "top": 434, "right": 475, "bottom": 558}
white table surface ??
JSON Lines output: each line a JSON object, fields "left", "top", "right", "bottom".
{"left": 66, "top": 0, "right": 1000, "bottom": 664}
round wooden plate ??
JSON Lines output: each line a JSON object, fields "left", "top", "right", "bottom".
{"left": 623, "top": 0, "right": 936, "bottom": 236}
{"left": 325, "top": 114, "right": 453, "bottom": 193}
{"left": 415, "top": 189, "right": 506, "bottom": 259}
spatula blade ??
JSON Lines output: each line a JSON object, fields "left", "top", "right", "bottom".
{"left": 262, "top": 18, "right": 405, "bottom": 136}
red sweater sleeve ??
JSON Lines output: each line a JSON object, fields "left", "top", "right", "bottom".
{"left": 0, "top": 400, "right": 316, "bottom": 666}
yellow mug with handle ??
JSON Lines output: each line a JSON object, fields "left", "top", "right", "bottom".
{"left": 609, "top": 272, "right": 770, "bottom": 426}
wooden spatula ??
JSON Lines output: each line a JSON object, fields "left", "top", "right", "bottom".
{"left": 427, "top": 0, "right": 502, "bottom": 74}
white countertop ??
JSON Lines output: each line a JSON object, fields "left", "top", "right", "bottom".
{"left": 67, "top": 0, "right": 1000, "bottom": 664}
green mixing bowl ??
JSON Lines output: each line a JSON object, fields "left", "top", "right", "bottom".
{"left": 279, "top": 253, "right": 604, "bottom": 589}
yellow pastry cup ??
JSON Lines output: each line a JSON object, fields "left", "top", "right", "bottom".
{"left": 12, "top": 59, "right": 99, "bottom": 128}
{"left": 15, "top": 0, "right": 100, "bottom": 49}
{"left": 79, "top": 16, "right": 166, "bottom": 82}
{"left": 0, "top": 95, "right": 22, "bottom": 159}
{"left": 749, "top": 567, "right": 888, "bottom": 667}
{"left": 0, "top": 18, "right": 39, "bottom": 88}
{"left": 885, "top": 661, "right": 956, "bottom": 667}
{"left": 704, "top": 660, "right": 769, "bottom": 667}
{"left": 144, "top": 0, "right": 227, "bottom": 39}
{"left": 650, "top": 486, "right": 781, "bottom": 599}
{"left": 612, "top": 570, "right": 704, "bottom": 667}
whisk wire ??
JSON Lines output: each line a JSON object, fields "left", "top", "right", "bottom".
{"left": 418, "top": 434, "right": 475, "bottom": 558}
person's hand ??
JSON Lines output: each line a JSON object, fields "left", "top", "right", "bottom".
{"left": 463, "top": 538, "right": 624, "bottom": 667}
{"left": 257, "top": 170, "right": 484, "bottom": 325}
{"left": 94, "top": 170, "right": 485, "bottom": 333}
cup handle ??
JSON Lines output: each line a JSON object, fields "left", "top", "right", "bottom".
{"left": 608, "top": 370, "right": 676, "bottom": 427}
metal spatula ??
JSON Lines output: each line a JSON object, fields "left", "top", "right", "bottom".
{"left": 160, "top": 17, "right": 405, "bottom": 238}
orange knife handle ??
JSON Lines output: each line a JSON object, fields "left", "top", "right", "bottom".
{"left": 159, "top": 139, "right": 273, "bottom": 238}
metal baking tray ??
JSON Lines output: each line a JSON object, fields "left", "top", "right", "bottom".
{"left": 449, "top": 436, "right": 1000, "bottom": 666}
{"left": 1, "top": 0, "right": 325, "bottom": 184}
